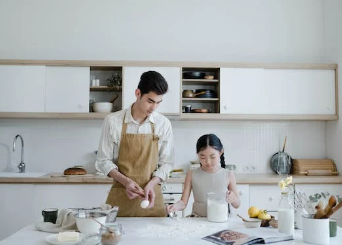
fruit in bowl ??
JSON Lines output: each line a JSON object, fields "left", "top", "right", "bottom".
{"left": 248, "top": 206, "right": 260, "bottom": 218}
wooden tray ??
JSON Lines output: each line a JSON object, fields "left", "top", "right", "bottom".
{"left": 292, "top": 159, "right": 339, "bottom": 176}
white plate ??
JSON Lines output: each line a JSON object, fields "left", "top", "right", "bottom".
{"left": 45, "top": 233, "right": 101, "bottom": 245}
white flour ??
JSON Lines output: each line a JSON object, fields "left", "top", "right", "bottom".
{"left": 207, "top": 203, "right": 228, "bottom": 222}
{"left": 135, "top": 219, "right": 218, "bottom": 240}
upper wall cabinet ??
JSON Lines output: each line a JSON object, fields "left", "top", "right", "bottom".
{"left": 122, "top": 67, "right": 181, "bottom": 114}
{"left": 220, "top": 68, "right": 336, "bottom": 119}
{"left": 0, "top": 65, "right": 46, "bottom": 112}
{"left": 45, "top": 66, "right": 90, "bottom": 113}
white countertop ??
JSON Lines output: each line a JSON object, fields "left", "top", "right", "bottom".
{"left": 0, "top": 217, "right": 341, "bottom": 245}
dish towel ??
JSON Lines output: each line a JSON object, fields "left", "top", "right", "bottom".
{"left": 35, "top": 209, "right": 77, "bottom": 233}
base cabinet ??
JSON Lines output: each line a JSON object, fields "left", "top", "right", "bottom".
{"left": 34, "top": 184, "right": 112, "bottom": 221}
{"left": 0, "top": 184, "right": 35, "bottom": 241}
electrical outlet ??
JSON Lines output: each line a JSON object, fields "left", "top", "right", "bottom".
{"left": 250, "top": 165, "right": 257, "bottom": 172}
{"left": 243, "top": 165, "right": 250, "bottom": 172}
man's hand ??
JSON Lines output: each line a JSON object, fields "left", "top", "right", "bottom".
{"left": 124, "top": 179, "right": 145, "bottom": 200}
{"left": 143, "top": 176, "right": 162, "bottom": 208}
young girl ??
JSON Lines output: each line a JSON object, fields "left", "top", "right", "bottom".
{"left": 166, "top": 134, "right": 240, "bottom": 217}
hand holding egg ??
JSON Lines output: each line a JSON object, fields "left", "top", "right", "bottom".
{"left": 140, "top": 200, "right": 150, "bottom": 209}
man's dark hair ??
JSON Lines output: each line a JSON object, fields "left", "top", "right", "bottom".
{"left": 138, "top": 71, "right": 168, "bottom": 95}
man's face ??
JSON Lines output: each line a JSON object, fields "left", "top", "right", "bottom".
{"left": 135, "top": 89, "right": 163, "bottom": 116}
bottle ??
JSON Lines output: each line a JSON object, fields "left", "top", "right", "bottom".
{"left": 278, "top": 191, "right": 294, "bottom": 235}
{"left": 207, "top": 192, "right": 228, "bottom": 222}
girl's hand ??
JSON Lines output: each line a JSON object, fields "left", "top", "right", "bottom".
{"left": 226, "top": 190, "right": 238, "bottom": 204}
{"left": 166, "top": 201, "right": 185, "bottom": 213}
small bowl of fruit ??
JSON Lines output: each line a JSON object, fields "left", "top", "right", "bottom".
{"left": 248, "top": 206, "right": 276, "bottom": 227}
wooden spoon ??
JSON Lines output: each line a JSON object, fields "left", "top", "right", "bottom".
{"left": 326, "top": 200, "right": 342, "bottom": 218}
{"left": 237, "top": 214, "right": 250, "bottom": 222}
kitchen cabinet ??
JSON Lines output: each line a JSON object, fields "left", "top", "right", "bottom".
{"left": 0, "top": 65, "right": 46, "bottom": 112}
{"left": 0, "top": 184, "right": 35, "bottom": 241}
{"left": 181, "top": 68, "right": 220, "bottom": 114}
{"left": 122, "top": 67, "right": 181, "bottom": 114}
{"left": 220, "top": 68, "right": 336, "bottom": 117}
{"left": 249, "top": 185, "right": 280, "bottom": 218}
{"left": 45, "top": 66, "right": 90, "bottom": 112}
{"left": 34, "top": 184, "right": 112, "bottom": 221}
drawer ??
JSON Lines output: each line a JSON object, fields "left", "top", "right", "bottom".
{"left": 162, "top": 193, "right": 182, "bottom": 204}
{"left": 161, "top": 183, "right": 183, "bottom": 193}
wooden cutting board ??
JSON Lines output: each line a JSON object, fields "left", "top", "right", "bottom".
{"left": 292, "top": 159, "right": 339, "bottom": 176}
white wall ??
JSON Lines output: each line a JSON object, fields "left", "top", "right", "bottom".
{"left": 0, "top": 0, "right": 332, "bottom": 174}
{"left": 325, "top": 1, "right": 342, "bottom": 172}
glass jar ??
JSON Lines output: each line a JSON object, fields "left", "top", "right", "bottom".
{"left": 207, "top": 192, "right": 228, "bottom": 222}
{"left": 100, "top": 223, "right": 123, "bottom": 245}
{"left": 278, "top": 192, "right": 294, "bottom": 235}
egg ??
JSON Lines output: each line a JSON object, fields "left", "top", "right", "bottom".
{"left": 140, "top": 200, "right": 149, "bottom": 209}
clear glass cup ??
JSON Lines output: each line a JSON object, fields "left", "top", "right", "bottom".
{"left": 207, "top": 192, "right": 228, "bottom": 222}
{"left": 100, "top": 223, "right": 123, "bottom": 245}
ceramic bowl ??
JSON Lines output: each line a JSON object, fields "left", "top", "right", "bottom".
{"left": 243, "top": 218, "right": 262, "bottom": 228}
{"left": 92, "top": 102, "right": 113, "bottom": 113}
{"left": 74, "top": 211, "right": 107, "bottom": 234}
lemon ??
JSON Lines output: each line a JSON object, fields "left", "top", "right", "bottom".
{"left": 258, "top": 210, "right": 271, "bottom": 220}
{"left": 248, "top": 206, "right": 260, "bottom": 218}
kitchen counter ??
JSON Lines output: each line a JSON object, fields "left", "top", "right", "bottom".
{"left": 1, "top": 173, "right": 342, "bottom": 184}
{"left": 0, "top": 217, "right": 341, "bottom": 245}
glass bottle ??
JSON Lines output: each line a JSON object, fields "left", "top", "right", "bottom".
{"left": 207, "top": 192, "right": 228, "bottom": 222}
{"left": 278, "top": 191, "right": 294, "bottom": 235}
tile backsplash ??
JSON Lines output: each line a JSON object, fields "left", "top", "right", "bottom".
{"left": 0, "top": 119, "right": 326, "bottom": 174}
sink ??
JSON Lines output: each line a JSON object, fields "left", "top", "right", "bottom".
{"left": 0, "top": 172, "right": 47, "bottom": 178}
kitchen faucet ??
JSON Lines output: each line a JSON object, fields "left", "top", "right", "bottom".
{"left": 13, "top": 134, "right": 25, "bottom": 173}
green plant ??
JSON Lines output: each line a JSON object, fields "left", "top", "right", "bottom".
{"left": 107, "top": 73, "right": 122, "bottom": 88}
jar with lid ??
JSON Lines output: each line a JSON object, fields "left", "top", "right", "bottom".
{"left": 207, "top": 192, "right": 228, "bottom": 222}
{"left": 278, "top": 191, "right": 294, "bottom": 235}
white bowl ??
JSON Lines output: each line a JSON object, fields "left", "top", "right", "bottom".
{"left": 74, "top": 211, "right": 107, "bottom": 234}
{"left": 243, "top": 218, "right": 261, "bottom": 228}
{"left": 92, "top": 102, "right": 113, "bottom": 113}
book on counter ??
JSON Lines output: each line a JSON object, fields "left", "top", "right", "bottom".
{"left": 202, "top": 228, "right": 293, "bottom": 245}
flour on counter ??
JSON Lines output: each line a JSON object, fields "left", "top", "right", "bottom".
{"left": 135, "top": 219, "right": 221, "bottom": 240}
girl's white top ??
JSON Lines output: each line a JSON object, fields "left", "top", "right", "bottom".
{"left": 191, "top": 167, "right": 229, "bottom": 216}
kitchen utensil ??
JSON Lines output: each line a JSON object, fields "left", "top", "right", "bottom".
{"left": 92, "top": 218, "right": 115, "bottom": 233}
{"left": 110, "top": 94, "right": 119, "bottom": 103}
{"left": 183, "top": 71, "right": 206, "bottom": 79}
{"left": 303, "top": 214, "right": 330, "bottom": 244}
{"left": 92, "top": 102, "right": 113, "bottom": 113}
{"left": 194, "top": 89, "right": 216, "bottom": 98}
{"left": 204, "top": 75, "right": 214, "bottom": 80}
{"left": 74, "top": 211, "right": 107, "bottom": 234}
{"left": 182, "top": 90, "right": 207, "bottom": 98}
{"left": 237, "top": 214, "right": 249, "bottom": 222}
{"left": 326, "top": 200, "right": 342, "bottom": 218}
{"left": 191, "top": 108, "right": 211, "bottom": 113}
{"left": 168, "top": 212, "right": 178, "bottom": 220}
{"left": 270, "top": 136, "right": 292, "bottom": 175}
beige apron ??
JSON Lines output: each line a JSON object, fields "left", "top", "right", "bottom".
{"left": 106, "top": 114, "right": 166, "bottom": 217}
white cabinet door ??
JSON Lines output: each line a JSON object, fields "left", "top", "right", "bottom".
{"left": 220, "top": 68, "right": 335, "bottom": 115}
{"left": 34, "top": 184, "right": 112, "bottom": 221}
{"left": 249, "top": 185, "right": 281, "bottom": 218}
{"left": 45, "top": 66, "right": 90, "bottom": 112}
{"left": 0, "top": 184, "right": 35, "bottom": 240}
{"left": 230, "top": 184, "right": 250, "bottom": 218}
{"left": 0, "top": 65, "right": 46, "bottom": 112}
{"left": 122, "top": 67, "right": 181, "bottom": 114}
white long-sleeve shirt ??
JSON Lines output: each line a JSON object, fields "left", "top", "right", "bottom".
{"left": 95, "top": 105, "right": 174, "bottom": 182}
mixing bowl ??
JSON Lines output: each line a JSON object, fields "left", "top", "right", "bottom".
{"left": 74, "top": 211, "right": 107, "bottom": 234}
{"left": 92, "top": 102, "right": 114, "bottom": 113}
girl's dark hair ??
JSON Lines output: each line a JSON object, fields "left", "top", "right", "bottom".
{"left": 138, "top": 71, "right": 168, "bottom": 95}
{"left": 196, "top": 134, "right": 225, "bottom": 168}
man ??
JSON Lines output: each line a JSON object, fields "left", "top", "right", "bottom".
{"left": 95, "top": 71, "right": 174, "bottom": 217}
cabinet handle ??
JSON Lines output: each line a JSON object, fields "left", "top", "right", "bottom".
{"left": 269, "top": 197, "right": 273, "bottom": 201}
{"left": 239, "top": 191, "right": 243, "bottom": 196}
{"left": 162, "top": 186, "right": 166, "bottom": 191}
